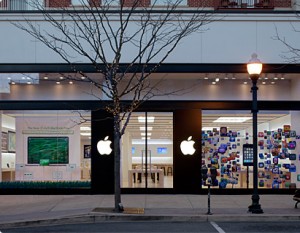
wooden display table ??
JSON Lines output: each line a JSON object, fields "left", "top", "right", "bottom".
{"left": 128, "top": 168, "right": 164, "bottom": 187}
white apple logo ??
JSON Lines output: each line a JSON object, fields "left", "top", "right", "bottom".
{"left": 97, "top": 136, "right": 112, "bottom": 155}
{"left": 180, "top": 136, "right": 196, "bottom": 155}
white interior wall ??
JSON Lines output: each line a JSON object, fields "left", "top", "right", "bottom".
{"left": 131, "top": 144, "right": 173, "bottom": 164}
{"left": 1, "top": 153, "right": 15, "bottom": 169}
{"left": 15, "top": 116, "right": 81, "bottom": 181}
{"left": 269, "top": 115, "right": 291, "bottom": 131}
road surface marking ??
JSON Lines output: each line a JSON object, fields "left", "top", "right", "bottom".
{"left": 210, "top": 221, "right": 226, "bottom": 233}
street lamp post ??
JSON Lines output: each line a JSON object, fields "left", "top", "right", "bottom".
{"left": 247, "top": 53, "right": 264, "bottom": 214}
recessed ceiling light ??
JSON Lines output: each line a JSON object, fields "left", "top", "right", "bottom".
{"left": 27, "top": 82, "right": 31, "bottom": 84}
{"left": 214, "top": 117, "right": 251, "bottom": 123}
{"left": 132, "top": 139, "right": 173, "bottom": 145}
{"left": 80, "top": 132, "right": 91, "bottom": 136}
{"left": 80, "top": 126, "right": 91, "bottom": 131}
{"left": 271, "top": 82, "right": 275, "bottom": 84}
{"left": 7, "top": 77, "right": 11, "bottom": 80}
{"left": 212, "top": 82, "right": 216, "bottom": 85}
{"left": 274, "top": 77, "right": 278, "bottom": 80}
{"left": 141, "top": 133, "right": 152, "bottom": 136}
{"left": 60, "top": 76, "right": 64, "bottom": 80}
{"left": 11, "top": 82, "right": 15, "bottom": 85}
{"left": 138, "top": 116, "right": 155, "bottom": 123}
{"left": 56, "top": 81, "right": 60, "bottom": 85}
{"left": 281, "top": 77, "right": 285, "bottom": 80}
{"left": 264, "top": 77, "right": 268, "bottom": 80}
{"left": 81, "top": 76, "right": 86, "bottom": 80}
{"left": 69, "top": 81, "right": 73, "bottom": 84}
{"left": 262, "top": 81, "right": 266, "bottom": 84}
{"left": 244, "top": 82, "right": 247, "bottom": 84}
{"left": 215, "top": 78, "right": 220, "bottom": 82}
{"left": 140, "top": 127, "right": 153, "bottom": 131}
{"left": 202, "top": 127, "right": 220, "bottom": 131}
{"left": 204, "top": 77, "right": 208, "bottom": 80}
{"left": 44, "top": 76, "right": 48, "bottom": 80}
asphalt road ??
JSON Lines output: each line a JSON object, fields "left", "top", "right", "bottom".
{"left": 2, "top": 221, "right": 300, "bottom": 233}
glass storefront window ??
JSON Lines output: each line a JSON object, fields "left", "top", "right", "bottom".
{"left": 201, "top": 110, "right": 298, "bottom": 189}
{"left": 0, "top": 110, "right": 91, "bottom": 189}
{"left": 121, "top": 112, "right": 173, "bottom": 188}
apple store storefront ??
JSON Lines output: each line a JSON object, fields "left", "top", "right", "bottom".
{"left": 0, "top": 100, "right": 300, "bottom": 195}
{"left": 0, "top": 62, "right": 300, "bottom": 194}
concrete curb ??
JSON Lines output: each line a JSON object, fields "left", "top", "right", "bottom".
{"left": 0, "top": 215, "right": 95, "bottom": 229}
{"left": 1, "top": 213, "right": 300, "bottom": 229}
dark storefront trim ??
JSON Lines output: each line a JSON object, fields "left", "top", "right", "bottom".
{"left": 0, "top": 63, "right": 300, "bottom": 74}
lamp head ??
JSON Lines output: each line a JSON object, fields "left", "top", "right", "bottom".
{"left": 247, "top": 53, "right": 262, "bottom": 82}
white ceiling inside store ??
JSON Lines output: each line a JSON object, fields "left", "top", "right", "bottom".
{"left": 202, "top": 112, "right": 289, "bottom": 132}
{"left": 124, "top": 111, "right": 290, "bottom": 141}
{"left": 124, "top": 112, "right": 173, "bottom": 142}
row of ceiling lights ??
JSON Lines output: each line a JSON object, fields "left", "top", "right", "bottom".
{"left": 203, "top": 73, "right": 286, "bottom": 79}
{"left": 43, "top": 76, "right": 86, "bottom": 85}
{"left": 8, "top": 76, "right": 88, "bottom": 85}
{"left": 7, "top": 74, "right": 286, "bottom": 85}
{"left": 207, "top": 76, "right": 286, "bottom": 85}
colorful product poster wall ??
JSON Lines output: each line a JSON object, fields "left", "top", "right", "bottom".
{"left": 201, "top": 128, "right": 246, "bottom": 189}
{"left": 201, "top": 121, "right": 300, "bottom": 189}
{"left": 15, "top": 116, "right": 81, "bottom": 181}
{"left": 256, "top": 125, "right": 300, "bottom": 189}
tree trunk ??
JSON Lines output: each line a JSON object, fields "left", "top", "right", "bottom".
{"left": 114, "top": 115, "right": 122, "bottom": 212}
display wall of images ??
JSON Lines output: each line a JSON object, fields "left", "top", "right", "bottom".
{"left": 201, "top": 127, "right": 243, "bottom": 189}
{"left": 257, "top": 125, "right": 298, "bottom": 189}
{"left": 201, "top": 125, "right": 299, "bottom": 189}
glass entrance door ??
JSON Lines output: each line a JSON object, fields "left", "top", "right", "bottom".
{"left": 121, "top": 112, "right": 173, "bottom": 188}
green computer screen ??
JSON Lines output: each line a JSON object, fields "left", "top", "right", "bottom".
{"left": 28, "top": 137, "right": 69, "bottom": 164}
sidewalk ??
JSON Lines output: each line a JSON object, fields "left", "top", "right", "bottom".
{"left": 0, "top": 194, "right": 299, "bottom": 228}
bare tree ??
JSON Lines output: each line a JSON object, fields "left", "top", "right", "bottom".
{"left": 274, "top": 15, "right": 300, "bottom": 63}
{"left": 14, "top": 0, "right": 214, "bottom": 212}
